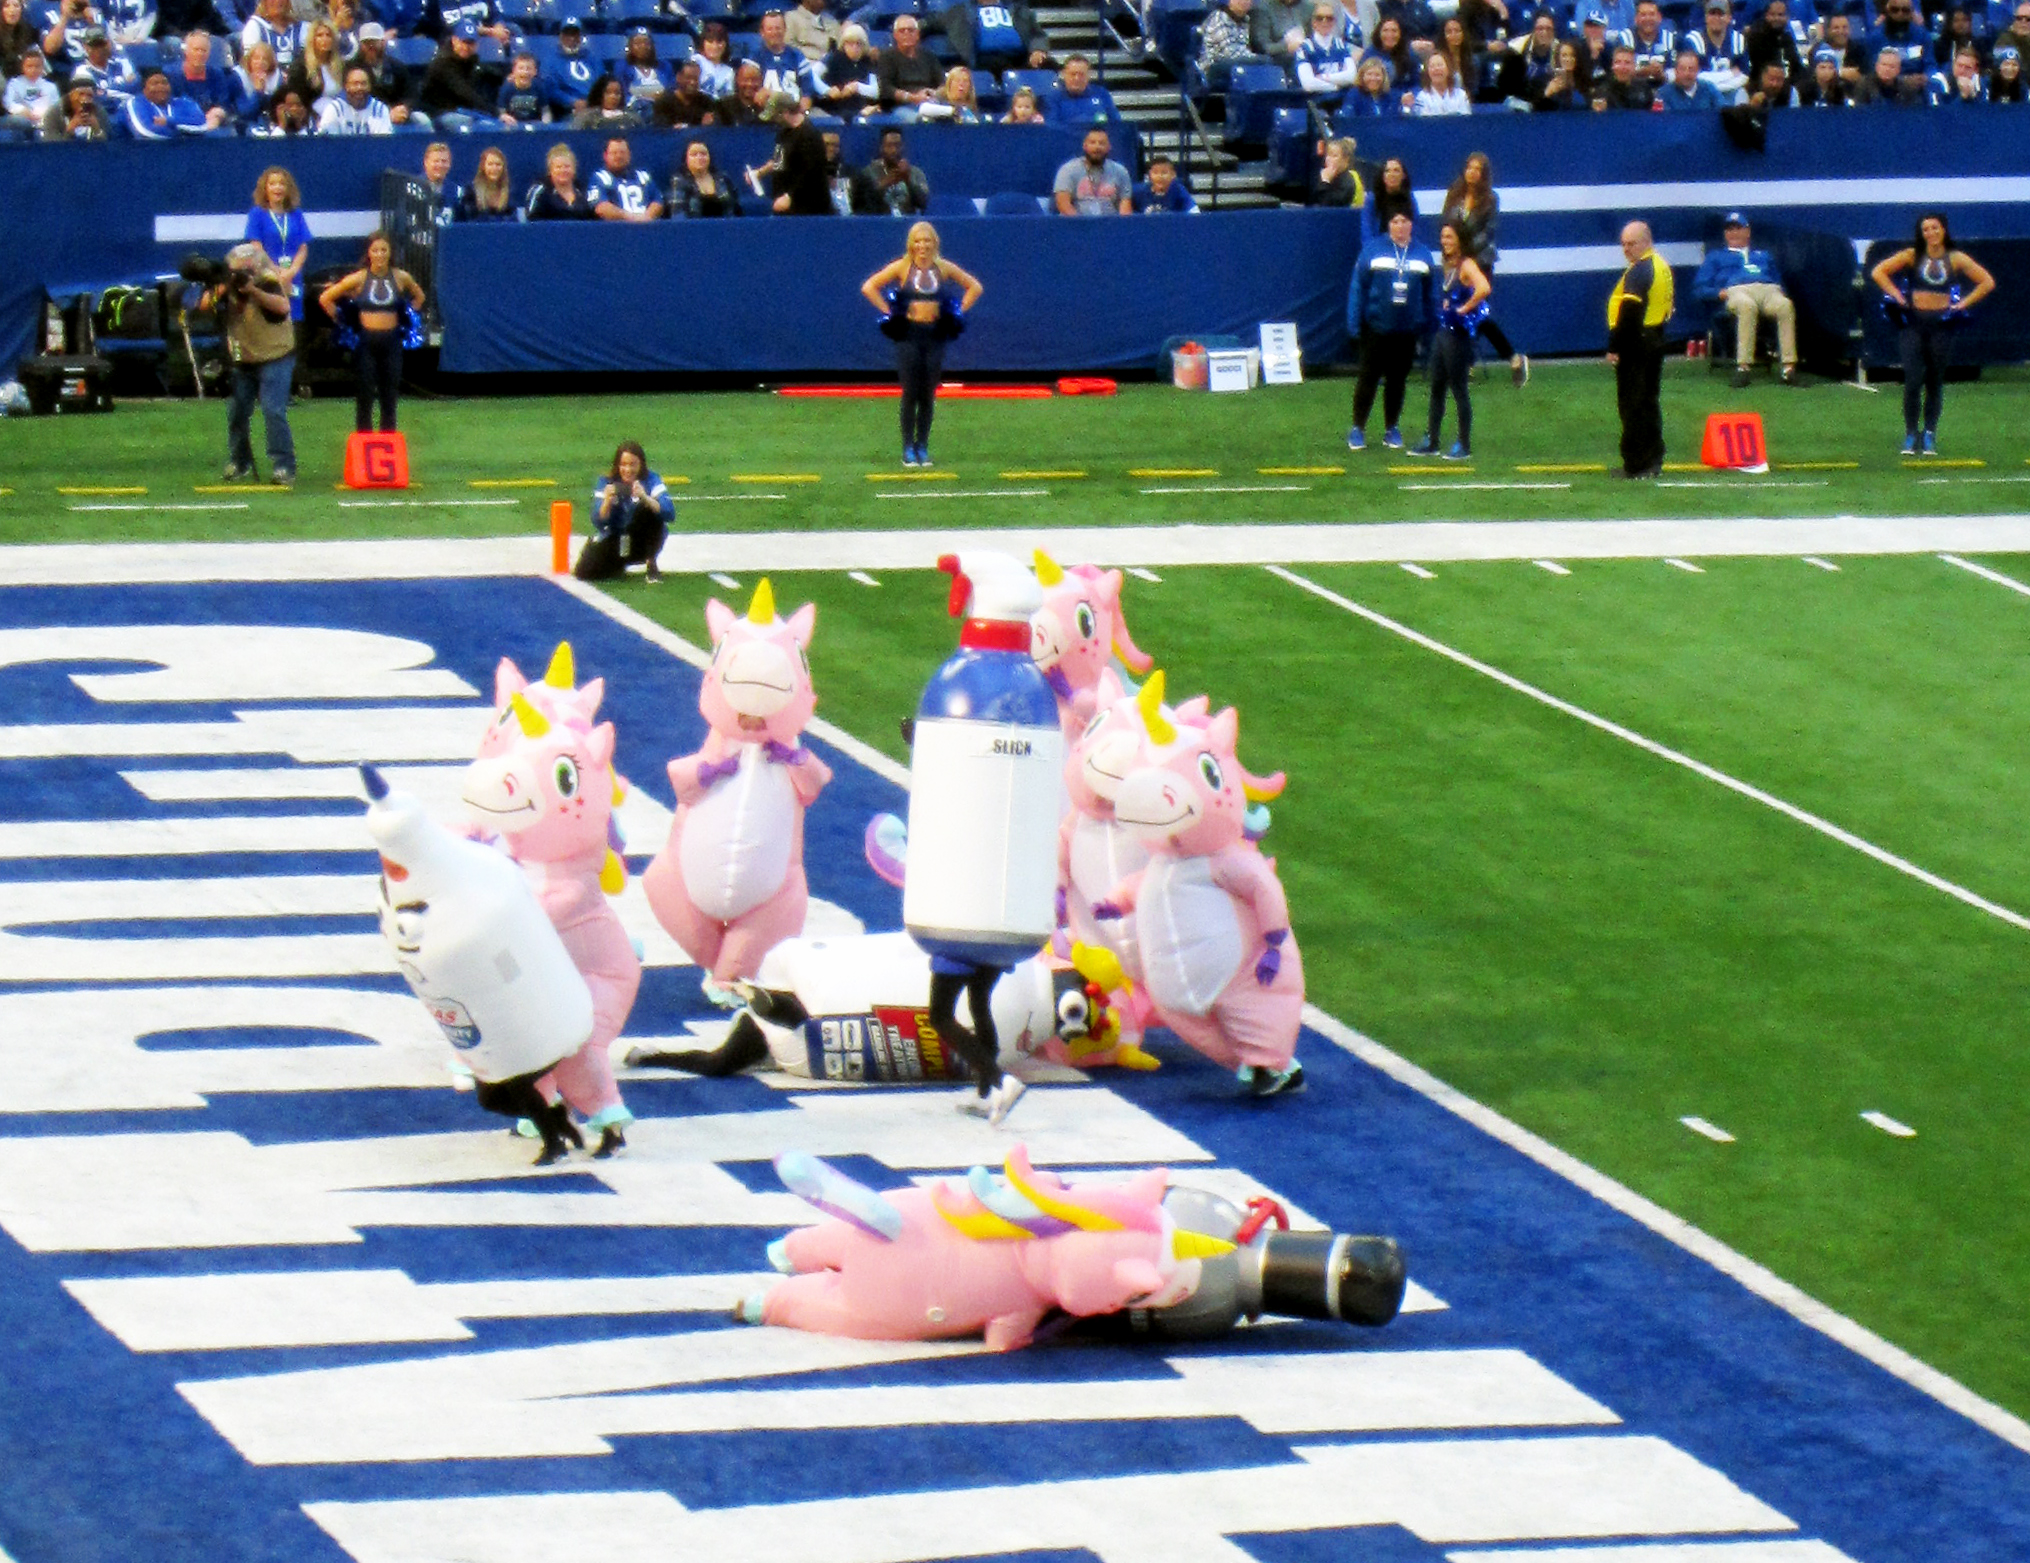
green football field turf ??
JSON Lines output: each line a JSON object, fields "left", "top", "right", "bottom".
{"left": 3, "top": 362, "right": 2030, "bottom": 542}
{"left": 6, "top": 368, "right": 2030, "bottom": 1422}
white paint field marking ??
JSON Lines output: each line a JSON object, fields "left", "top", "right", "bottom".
{"left": 1401, "top": 563, "right": 1436, "bottom": 579}
{"left": 1534, "top": 560, "right": 1571, "bottom": 575}
{"left": 334, "top": 499, "right": 519, "bottom": 509}
{"left": 1680, "top": 1116, "right": 1736, "bottom": 1143}
{"left": 1268, "top": 565, "right": 2030, "bottom": 937}
{"left": 670, "top": 494, "right": 788, "bottom": 503}
{"left": 1302, "top": 1006, "right": 2030, "bottom": 1456}
{"left": 1655, "top": 480, "right": 1826, "bottom": 489}
{"left": 1137, "top": 484, "right": 1313, "bottom": 495}
{"left": 1803, "top": 556, "right": 1841, "bottom": 571}
{"left": 1400, "top": 482, "right": 1572, "bottom": 493}
{"left": 1127, "top": 566, "right": 1163, "bottom": 583}
{"left": 708, "top": 573, "right": 742, "bottom": 590}
{"left": 1665, "top": 558, "right": 1704, "bottom": 573}
{"left": 1451, "top": 1541, "right": 1860, "bottom": 1562}
{"left": 1919, "top": 476, "right": 2030, "bottom": 486}
{"left": 1940, "top": 552, "right": 2030, "bottom": 597}
{"left": 1861, "top": 1111, "right": 1916, "bottom": 1139}
{"left": 875, "top": 489, "right": 1047, "bottom": 500}
{"left": 847, "top": 571, "right": 881, "bottom": 587}
{"left": 69, "top": 503, "right": 250, "bottom": 513}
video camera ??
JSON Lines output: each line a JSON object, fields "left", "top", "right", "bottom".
{"left": 178, "top": 253, "right": 252, "bottom": 296}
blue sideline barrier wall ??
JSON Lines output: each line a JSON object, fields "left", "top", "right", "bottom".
{"left": 0, "top": 123, "right": 1135, "bottom": 372}
{"left": 436, "top": 209, "right": 1366, "bottom": 374}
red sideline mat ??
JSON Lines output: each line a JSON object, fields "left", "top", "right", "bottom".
{"left": 774, "top": 384, "right": 1056, "bottom": 399}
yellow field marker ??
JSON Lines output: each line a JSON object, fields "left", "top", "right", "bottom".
{"left": 1774, "top": 461, "right": 1859, "bottom": 471}
{"left": 1389, "top": 465, "right": 1471, "bottom": 475}
{"left": 191, "top": 484, "right": 290, "bottom": 495}
{"left": 731, "top": 473, "right": 822, "bottom": 483}
{"left": 0, "top": 487, "right": 15, "bottom": 496}
{"left": 865, "top": 471, "right": 948, "bottom": 482}
{"left": 1259, "top": 465, "right": 1344, "bottom": 476}
{"left": 1920, "top": 458, "right": 1986, "bottom": 469}
{"left": 59, "top": 485, "right": 145, "bottom": 495}
{"left": 470, "top": 478, "right": 561, "bottom": 489}
{"left": 1129, "top": 468, "right": 1218, "bottom": 478}
{"left": 1661, "top": 463, "right": 1704, "bottom": 473}
{"left": 1001, "top": 469, "right": 1086, "bottom": 479}
{"left": 1517, "top": 462, "right": 1607, "bottom": 474}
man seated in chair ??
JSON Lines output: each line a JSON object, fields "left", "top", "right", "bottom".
{"left": 1693, "top": 211, "right": 1797, "bottom": 387}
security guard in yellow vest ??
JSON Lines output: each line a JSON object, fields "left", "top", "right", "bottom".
{"left": 1607, "top": 221, "right": 1674, "bottom": 478}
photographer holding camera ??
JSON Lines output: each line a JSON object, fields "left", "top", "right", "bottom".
{"left": 192, "top": 243, "right": 297, "bottom": 487}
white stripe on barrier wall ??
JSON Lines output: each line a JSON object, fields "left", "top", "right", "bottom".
{"left": 1416, "top": 175, "right": 2030, "bottom": 217}
{"left": 154, "top": 209, "right": 383, "bottom": 244}
{"left": 1489, "top": 242, "right": 1705, "bottom": 275}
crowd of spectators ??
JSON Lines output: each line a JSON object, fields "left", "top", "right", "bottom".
{"left": 1200, "top": 0, "right": 2029, "bottom": 118}
{"left": 0, "top": 0, "right": 1181, "bottom": 142}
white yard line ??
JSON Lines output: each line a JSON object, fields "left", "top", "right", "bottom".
{"left": 1126, "top": 567, "right": 1163, "bottom": 583}
{"left": 1680, "top": 1116, "right": 1737, "bottom": 1143}
{"left": 1137, "top": 485, "right": 1313, "bottom": 496}
{"left": 1534, "top": 560, "right": 1571, "bottom": 575}
{"left": 24, "top": 517, "right": 2030, "bottom": 583}
{"left": 875, "top": 490, "right": 1047, "bottom": 500}
{"left": 1303, "top": 1006, "right": 2030, "bottom": 1456}
{"left": 1268, "top": 564, "right": 2030, "bottom": 937}
{"left": 708, "top": 573, "right": 742, "bottom": 590}
{"left": 69, "top": 502, "right": 251, "bottom": 514}
{"left": 334, "top": 498, "right": 520, "bottom": 509}
{"left": 1399, "top": 482, "right": 1572, "bottom": 493}
{"left": 1400, "top": 563, "right": 1435, "bottom": 579}
{"left": 1861, "top": 1111, "right": 1917, "bottom": 1139}
{"left": 1939, "top": 553, "right": 2030, "bottom": 597}
{"left": 1656, "top": 480, "right": 1827, "bottom": 490}
{"left": 670, "top": 493, "right": 789, "bottom": 503}
{"left": 1803, "top": 556, "right": 1841, "bottom": 571}
{"left": 848, "top": 571, "right": 882, "bottom": 587}
{"left": 1664, "top": 558, "right": 1705, "bottom": 573}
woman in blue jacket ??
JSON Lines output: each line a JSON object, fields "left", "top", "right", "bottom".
{"left": 574, "top": 442, "right": 674, "bottom": 581}
{"left": 1345, "top": 208, "right": 1435, "bottom": 451}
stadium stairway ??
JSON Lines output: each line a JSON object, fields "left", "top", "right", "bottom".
{"left": 1032, "top": 4, "right": 1276, "bottom": 209}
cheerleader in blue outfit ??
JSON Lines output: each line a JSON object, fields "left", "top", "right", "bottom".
{"left": 860, "top": 223, "right": 984, "bottom": 470}
{"left": 1409, "top": 218, "right": 1490, "bottom": 461}
{"left": 1868, "top": 212, "right": 1997, "bottom": 456}
{"left": 317, "top": 232, "right": 426, "bottom": 435}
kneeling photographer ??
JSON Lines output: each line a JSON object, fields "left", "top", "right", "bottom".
{"left": 186, "top": 244, "right": 296, "bottom": 488}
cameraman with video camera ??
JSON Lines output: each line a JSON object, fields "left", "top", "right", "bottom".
{"left": 189, "top": 242, "right": 297, "bottom": 487}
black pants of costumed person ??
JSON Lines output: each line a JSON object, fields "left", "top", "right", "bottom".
{"left": 355, "top": 328, "right": 401, "bottom": 433}
{"left": 1616, "top": 327, "right": 1666, "bottom": 475}
{"left": 1899, "top": 313, "right": 1955, "bottom": 436}
{"left": 1352, "top": 330, "right": 1419, "bottom": 431}
{"left": 895, "top": 322, "right": 945, "bottom": 453}
{"left": 574, "top": 498, "right": 668, "bottom": 581}
{"left": 1427, "top": 330, "right": 1473, "bottom": 451}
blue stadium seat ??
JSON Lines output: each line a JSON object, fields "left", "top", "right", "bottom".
{"left": 1264, "top": 104, "right": 1313, "bottom": 195}
{"left": 685, "top": 0, "right": 742, "bottom": 19}
{"left": 586, "top": 32, "right": 628, "bottom": 63}
{"left": 392, "top": 34, "right": 439, "bottom": 66}
{"left": 125, "top": 39, "right": 161, "bottom": 73}
{"left": 985, "top": 189, "right": 1045, "bottom": 213}
{"left": 609, "top": 0, "right": 687, "bottom": 30}
{"left": 1000, "top": 66, "right": 1056, "bottom": 99}
{"left": 499, "top": 0, "right": 549, "bottom": 32}
{"left": 926, "top": 192, "right": 979, "bottom": 215}
{"left": 729, "top": 29, "right": 761, "bottom": 57}
{"left": 973, "top": 69, "right": 1006, "bottom": 110}
{"left": 1222, "top": 61, "right": 1303, "bottom": 145}
{"left": 477, "top": 34, "right": 506, "bottom": 62}
{"left": 1149, "top": 0, "right": 1211, "bottom": 73}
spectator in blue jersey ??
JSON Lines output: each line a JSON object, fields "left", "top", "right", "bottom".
{"left": 421, "top": 19, "right": 500, "bottom": 129}
{"left": 1799, "top": 45, "right": 1852, "bottom": 101}
{"left": 350, "top": 24, "right": 421, "bottom": 128}
{"left": 818, "top": 24, "right": 877, "bottom": 117}
{"left": 231, "top": 39, "right": 279, "bottom": 120}
{"left": 850, "top": 125, "right": 930, "bottom": 213}
{"left": 1365, "top": 13, "right": 1419, "bottom": 85}
{"left": 694, "top": 20, "right": 735, "bottom": 95}
{"left": 168, "top": 30, "right": 236, "bottom": 127}
{"left": 1744, "top": 0, "right": 1805, "bottom": 84}
{"left": 1046, "top": 52, "right": 1116, "bottom": 121}
{"left": 1854, "top": 40, "right": 1922, "bottom": 96}
{"left": 1345, "top": 208, "right": 1435, "bottom": 452}
{"left": 575, "top": 443, "right": 672, "bottom": 581}
{"left": 589, "top": 135, "right": 664, "bottom": 219}
{"left": 1689, "top": 0, "right": 1748, "bottom": 93}
{"left": 1297, "top": 2, "right": 1363, "bottom": 95}
{"left": 1659, "top": 45, "right": 1722, "bottom": 102}
{"left": 1864, "top": 0, "right": 1930, "bottom": 71}
{"left": 939, "top": 0, "right": 1050, "bottom": 72}
{"left": 421, "top": 140, "right": 462, "bottom": 224}
{"left": 1133, "top": 153, "right": 1199, "bottom": 211}
{"left": 245, "top": 166, "right": 311, "bottom": 319}
{"left": 747, "top": 10, "right": 814, "bottom": 106}
{"left": 328, "top": 0, "right": 361, "bottom": 60}
{"left": 1338, "top": 52, "right": 1402, "bottom": 111}
{"left": 1928, "top": 43, "right": 1989, "bottom": 97}
{"left": 652, "top": 56, "right": 718, "bottom": 124}
{"left": 431, "top": 0, "right": 514, "bottom": 47}
{"left": 318, "top": 61, "right": 395, "bottom": 127}
{"left": 457, "top": 145, "right": 518, "bottom": 217}
{"left": 1621, "top": 0, "right": 1674, "bottom": 82}
{"left": 2, "top": 46, "right": 58, "bottom": 136}
{"left": 1310, "top": 134, "right": 1362, "bottom": 205}
{"left": 40, "top": 0, "right": 102, "bottom": 65}
{"left": 527, "top": 141, "right": 596, "bottom": 217}
{"left": 541, "top": 17, "right": 598, "bottom": 115}
{"left": 73, "top": 26, "right": 141, "bottom": 112}
{"left": 1694, "top": 212, "right": 1797, "bottom": 384}
{"left": 126, "top": 69, "right": 208, "bottom": 135}
{"left": 669, "top": 137, "right": 739, "bottom": 216}
{"left": 1053, "top": 125, "right": 1131, "bottom": 213}
{"left": 497, "top": 48, "right": 548, "bottom": 124}
{"left": 617, "top": 27, "right": 671, "bottom": 114}
{"left": 239, "top": 0, "right": 303, "bottom": 72}
{"left": 783, "top": 0, "right": 841, "bottom": 70}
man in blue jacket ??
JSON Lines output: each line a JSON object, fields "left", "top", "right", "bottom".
{"left": 1692, "top": 211, "right": 1797, "bottom": 386}
{"left": 1346, "top": 209, "right": 1435, "bottom": 451}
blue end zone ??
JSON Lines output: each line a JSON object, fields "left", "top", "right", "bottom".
{"left": 0, "top": 576, "right": 2024, "bottom": 1563}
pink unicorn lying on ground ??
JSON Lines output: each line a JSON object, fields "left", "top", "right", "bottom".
{"left": 1030, "top": 551, "right": 1154, "bottom": 742}
{"left": 644, "top": 580, "right": 832, "bottom": 999}
{"left": 1093, "top": 699, "right": 1306, "bottom": 1097}
{"left": 462, "top": 642, "right": 640, "bottom": 1158}
{"left": 743, "top": 1145, "right": 1224, "bottom": 1351}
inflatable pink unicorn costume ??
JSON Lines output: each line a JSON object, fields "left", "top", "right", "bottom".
{"left": 1029, "top": 551, "right": 1153, "bottom": 741}
{"left": 1094, "top": 699, "right": 1306, "bottom": 1097}
{"left": 462, "top": 643, "right": 641, "bottom": 1158}
{"left": 744, "top": 1145, "right": 1225, "bottom": 1351}
{"left": 644, "top": 580, "right": 832, "bottom": 997}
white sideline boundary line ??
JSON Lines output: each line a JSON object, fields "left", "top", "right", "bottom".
{"left": 1940, "top": 552, "right": 2030, "bottom": 597}
{"left": 18, "top": 516, "right": 2030, "bottom": 584}
{"left": 1303, "top": 1006, "right": 2030, "bottom": 1455}
{"left": 1267, "top": 564, "right": 2030, "bottom": 937}
{"left": 5, "top": 539, "right": 2024, "bottom": 1462}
